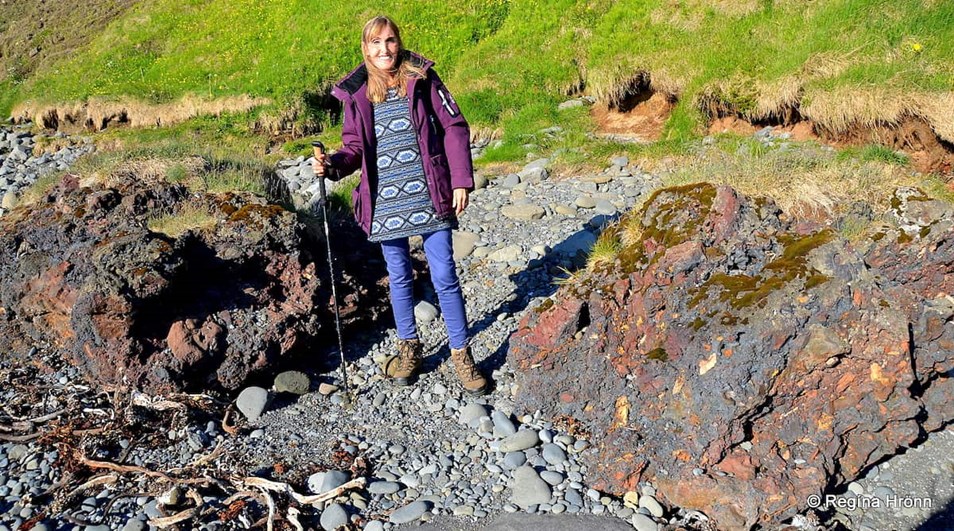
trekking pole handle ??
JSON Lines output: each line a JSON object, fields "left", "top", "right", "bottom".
{"left": 312, "top": 141, "right": 328, "bottom": 203}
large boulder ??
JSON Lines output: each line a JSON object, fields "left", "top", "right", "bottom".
{"left": 0, "top": 172, "right": 383, "bottom": 393}
{"left": 510, "top": 183, "right": 954, "bottom": 528}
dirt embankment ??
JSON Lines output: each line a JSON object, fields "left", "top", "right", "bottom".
{"left": 10, "top": 95, "right": 272, "bottom": 133}
{"left": 593, "top": 72, "right": 954, "bottom": 175}
{"left": 709, "top": 114, "right": 954, "bottom": 175}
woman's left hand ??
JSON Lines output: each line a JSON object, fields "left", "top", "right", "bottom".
{"left": 453, "top": 188, "right": 469, "bottom": 216}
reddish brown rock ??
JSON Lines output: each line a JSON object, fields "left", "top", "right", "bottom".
{"left": 510, "top": 183, "right": 954, "bottom": 528}
{"left": 0, "top": 173, "right": 386, "bottom": 392}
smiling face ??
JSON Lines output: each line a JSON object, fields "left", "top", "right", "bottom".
{"left": 363, "top": 25, "right": 401, "bottom": 74}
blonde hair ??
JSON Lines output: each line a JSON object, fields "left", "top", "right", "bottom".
{"left": 361, "top": 16, "right": 427, "bottom": 103}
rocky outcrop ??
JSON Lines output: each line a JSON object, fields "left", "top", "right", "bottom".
{"left": 0, "top": 172, "right": 384, "bottom": 393}
{"left": 510, "top": 183, "right": 954, "bottom": 528}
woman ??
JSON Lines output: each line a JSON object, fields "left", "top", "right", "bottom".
{"left": 315, "top": 16, "right": 488, "bottom": 396}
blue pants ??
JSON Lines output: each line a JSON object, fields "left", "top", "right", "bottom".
{"left": 380, "top": 229, "right": 469, "bottom": 350}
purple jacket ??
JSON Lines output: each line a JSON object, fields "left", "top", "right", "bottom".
{"left": 328, "top": 51, "right": 474, "bottom": 236}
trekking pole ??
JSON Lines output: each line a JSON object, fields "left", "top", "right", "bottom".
{"left": 312, "top": 141, "right": 353, "bottom": 408}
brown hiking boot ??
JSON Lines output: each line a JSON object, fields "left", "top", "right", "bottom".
{"left": 393, "top": 338, "right": 423, "bottom": 386}
{"left": 450, "top": 346, "right": 489, "bottom": 396}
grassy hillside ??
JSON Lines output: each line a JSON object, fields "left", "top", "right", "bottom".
{"left": 0, "top": 0, "right": 135, "bottom": 116}
{"left": 6, "top": 0, "right": 953, "bottom": 253}
{"left": 5, "top": 0, "right": 953, "bottom": 146}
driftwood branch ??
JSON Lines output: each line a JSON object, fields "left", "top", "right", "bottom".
{"left": 78, "top": 454, "right": 175, "bottom": 482}
{"left": 0, "top": 408, "right": 66, "bottom": 431}
{"left": 222, "top": 406, "right": 240, "bottom": 436}
{"left": 287, "top": 507, "right": 305, "bottom": 531}
{"left": 148, "top": 489, "right": 204, "bottom": 529}
{"left": 65, "top": 473, "right": 119, "bottom": 499}
{"left": 242, "top": 476, "right": 367, "bottom": 506}
{"left": 255, "top": 486, "right": 276, "bottom": 531}
{"left": 0, "top": 431, "right": 42, "bottom": 442}
{"left": 168, "top": 442, "right": 226, "bottom": 474}
{"left": 76, "top": 454, "right": 218, "bottom": 487}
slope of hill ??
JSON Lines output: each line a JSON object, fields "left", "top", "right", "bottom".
{"left": 0, "top": 0, "right": 135, "bottom": 117}
{"left": 4, "top": 1, "right": 952, "bottom": 141}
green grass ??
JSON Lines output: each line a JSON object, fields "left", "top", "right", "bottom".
{"left": 5, "top": 0, "right": 951, "bottom": 161}
{"left": 837, "top": 145, "right": 910, "bottom": 166}
{"left": 656, "top": 134, "right": 935, "bottom": 218}
{"left": 147, "top": 204, "right": 217, "bottom": 237}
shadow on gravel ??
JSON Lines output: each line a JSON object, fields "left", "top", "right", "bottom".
{"left": 271, "top": 213, "right": 393, "bottom": 389}
{"left": 918, "top": 500, "right": 954, "bottom": 531}
{"left": 296, "top": 206, "right": 617, "bottom": 395}
{"left": 427, "top": 213, "right": 618, "bottom": 379}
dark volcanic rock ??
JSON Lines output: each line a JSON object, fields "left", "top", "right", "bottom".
{"left": 510, "top": 183, "right": 954, "bottom": 528}
{"left": 0, "top": 173, "right": 383, "bottom": 392}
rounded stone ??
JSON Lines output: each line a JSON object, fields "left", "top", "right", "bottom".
{"left": 499, "top": 430, "right": 540, "bottom": 452}
{"left": 273, "top": 371, "right": 310, "bottom": 394}
{"left": 491, "top": 410, "right": 517, "bottom": 437}
{"left": 511, "top": 466, "right": 552, "bottom": 509}
{"left": 389, "top": 500, "right": 430, "bottom": 524}
{"left": 459, "top": 403, "right": 488, "bottom": 425}
{"left": 541, "top": 443, "right": 567, "bottom": 466}
{"left": 502, "top": 451, "right": 527, "bottom": 470}
{"left": 638, "top": 495, "right": 664, "bottom": 518}
{"left": 574, "top": 192, "right": 597, "bottom": 207}
{"left": 540, "top": 470, "right": 564, "bottom": 486}
{"left": 236, "top": 387, "right": 269, "bottom": 422}
{"left": 414, "top": 301, "right": 439, "bottom": 323}
{"left": 320, "top": 503, "right": 349, "bottom": 531}
{"left": 367, "top": 481, "right": 401, "bottom": 495}
{"left": 632, "top": 513, "right": 659, "bottom": 531}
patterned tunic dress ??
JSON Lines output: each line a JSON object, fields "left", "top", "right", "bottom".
{"left": 368, "top": 87, "right": 452, "bottom": 242}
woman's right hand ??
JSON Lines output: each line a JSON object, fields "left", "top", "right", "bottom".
{"left": 313, "top": 152, "right": 330, "bottom": 177}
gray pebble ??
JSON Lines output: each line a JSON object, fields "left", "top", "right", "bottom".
{"left": 368, "top": 481, "right": 401, "bottom": 495}
{"left": 320, "top": 470, "right": 351, "bottom": 494}
{"left": 389, "top": 500, "right": 431, "bottom": 524}
{"left": 459, "top": 403, "right": 488, "bottom": 425}
{"left": 414, "top": 301, "right": 439, "bottom": 323}
{"left": 236, "top": 386, "right": 269, "bottom": 422}
{"left": 564, "top": 489, "right": 583, "bottom": 508}
{"left": 492, "top": 410, "right": 516, "bottom": 437}
{"left": 541, "top": 443, "right": 567, "bottom": 466}
{"left": 502, "top": 451, "right": 527, "bottom": 470}
{"left": 538, "top": 429, "right": 553, "bottom": 443}
{"left": 639, "top": 495, "right": 664, "bottom": 518}
{"left": 499, "top": 430, "right": 539, "bottom": 452}
{"left": 511, "top": 466, "right": 551, "bottom": 509}
{"left": 632, "top": 513, "right": 659, "bottom": 531}
{"left": 320, "top": 503, "right": 349, "bottom": 531}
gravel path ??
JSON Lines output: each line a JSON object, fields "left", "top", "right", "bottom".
{"left": 0, "top": 125, "right": 93, "bottom": 215}
{"left": 1, "top": 126, "right": 952, "bottom": 530}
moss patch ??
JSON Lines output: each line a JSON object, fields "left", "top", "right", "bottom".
{"left": 647, "top": 348, "right": 669, "bottom": 362}
{"left": 691, "top": 229, "right": 834, "bottom": 311}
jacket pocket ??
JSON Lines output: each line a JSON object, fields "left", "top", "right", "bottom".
{"left": 429, "top": 153, "right": 450, "bottom": 179}
{"left": 428, "top": 154, "right": 452, "bottom": 213}
{"left": 351, "top": 185, "right": 365, "bottom": 227}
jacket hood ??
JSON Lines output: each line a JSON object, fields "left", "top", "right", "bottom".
{"left": 332, "top": 50, "right": 434, "bottom": 99}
